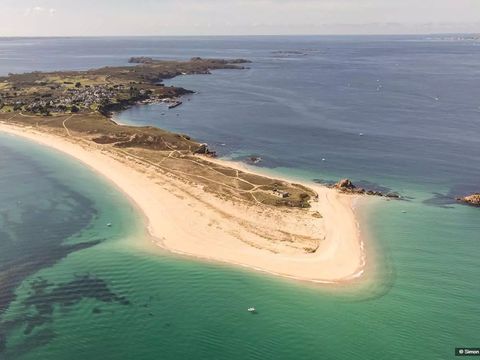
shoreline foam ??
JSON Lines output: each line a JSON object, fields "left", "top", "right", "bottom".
{"left": 0, "top": 122, "right": 367, "bottom": 284}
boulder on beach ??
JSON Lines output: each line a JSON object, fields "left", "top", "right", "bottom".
{"left": 194, "top": 143, "right": 217, "bottom": 157}
{"left": 335, "top": 179, "right": 356, "bottom": 190}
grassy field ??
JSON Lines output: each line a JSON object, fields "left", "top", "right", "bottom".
{"left": 0, "top": 112, "right": 315, "bottom": 208}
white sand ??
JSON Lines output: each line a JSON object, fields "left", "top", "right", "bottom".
{"left": 0, "top": 123, "right": 366, "bottom": 283}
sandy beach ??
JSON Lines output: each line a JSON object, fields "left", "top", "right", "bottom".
{"left": 0, "top": 122, "right": 366, "bottom": 283}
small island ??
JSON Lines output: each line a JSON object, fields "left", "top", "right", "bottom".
{"left": 457, "top": 194, "right": 480, "bottom": 207}
{"left": 0, "top": 57, "right": 366, "bottom": 283}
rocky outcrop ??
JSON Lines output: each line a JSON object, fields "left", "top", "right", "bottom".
{"left": 128, "top": 57, "right": 154, "bottom": 64}
{"left": 246, "top": 155, "right": 262, "bottom": 164}
{"left": 335, "top": 179, "right": 355, "bottom": 190}
{"left": 194, "top": 143, "right": 217, "bottom": 157}
{"left": 457, "top": 194, "right": 480, "bottom": 207}
{"left": 190, "top": 57, "right": 251, "bottom": 64}
{"left": 332, "top": 178, "right": 401, "bottom": 199}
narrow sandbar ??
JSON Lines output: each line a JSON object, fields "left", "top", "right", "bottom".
{"left": 0, "top": 122, "right": 366, "bottom": 283}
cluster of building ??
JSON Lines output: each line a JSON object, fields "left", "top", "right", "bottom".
{"left": 64, "top": 85, "right": 119, "bottom": 108}
{"left": 1, "top": 84, "right": 154, "bottom": 114}
{"left": 48, "top": 85, "right": 118, "bottom": 112}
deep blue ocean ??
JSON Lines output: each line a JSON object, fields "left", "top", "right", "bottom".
{"left": 0, "top": 36, "right": 479, "bottom": 359}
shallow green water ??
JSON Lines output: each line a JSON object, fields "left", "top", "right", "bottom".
{"left": 0, "top": 134, "right": 478, "bottom": 360}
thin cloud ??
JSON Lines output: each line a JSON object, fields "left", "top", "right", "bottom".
{"left": 24, "top": 6, "right": 56, "bottom": 17}
{"left": 9, "top": 0, "right": 480, "bottom": 35}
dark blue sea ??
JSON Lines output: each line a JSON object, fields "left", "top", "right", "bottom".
{"left": 0, "top": 36, "right": 479, "bottom": 360}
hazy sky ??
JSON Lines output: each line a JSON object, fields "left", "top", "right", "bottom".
{"left": 0, "top": 0, "right": 479, "bottom": 36}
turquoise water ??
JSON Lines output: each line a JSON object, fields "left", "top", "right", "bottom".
{"left": 0, "top": 36, "right": 479, "bottom": 359}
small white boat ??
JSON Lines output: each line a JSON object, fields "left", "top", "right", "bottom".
{"left": 107, "top": 223, "right": 112, "bottom": 227}
{"left": 247, "top": 307, "right": 256, "bottom": 313}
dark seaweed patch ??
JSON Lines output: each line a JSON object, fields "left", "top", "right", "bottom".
{"left": 0, "top": 143, "right": 111, "bottom": 355}
{"left": 2, "top": 328, "right": 56, "bottom": 360}
{"left": 0, "top": 274, "right": 130, "bottom": 356}
{"left": 352, "top": 180, "right": 392, "bottom": 194}
{"left": 422, "top": 192, "right": 456, "bottom": 208}
{"left": 313, "top": 178, "right": 336, "bottom": 186}
{"left": 22, "top": 274, "right": 129, "bottom": 329}
{"left": 0, "top": 143, "right": 102, "bottom": 316}
{"left": 231, "top": 154, "right": 284, "bottom": 169}
{"left": 423, "top": 183, "right": 480, "bottom": 208}
{"left": 92, "top": 307, "right": 102, "bottom": 314}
